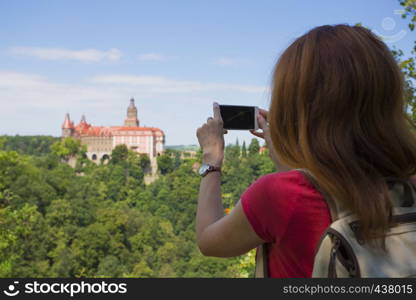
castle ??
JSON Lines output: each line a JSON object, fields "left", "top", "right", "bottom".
{"left": 62, "top": 98, "right": 165, "bottom": 171}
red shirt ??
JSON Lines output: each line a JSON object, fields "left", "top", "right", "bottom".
{"left": 241, "top": 170, "right": 332, "bottom": 278}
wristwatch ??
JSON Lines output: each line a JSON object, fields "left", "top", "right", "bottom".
{"left": 198, "top": 163, "right": 221, "bottom": 177}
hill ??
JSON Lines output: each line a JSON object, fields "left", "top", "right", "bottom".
{"left": 165, "top": 144, "right": 199, "bottom": 152}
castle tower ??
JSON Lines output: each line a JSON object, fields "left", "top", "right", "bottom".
{"left": 62, "top": 113, "right": 74, "bottom": 137}
{"left": 77, "top": 114, "right": 90, "bottom": 133}
{"left": 124, "top": 98, "right": 140, "bottom": 127}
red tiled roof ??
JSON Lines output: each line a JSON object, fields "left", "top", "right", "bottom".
{"left": 73, "top": 124, "right": 164, "bottom": 137}
{"left": 62, "top": 114, "right": 75, "bottom": 129}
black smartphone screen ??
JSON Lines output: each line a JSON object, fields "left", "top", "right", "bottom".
{"left": 219, "top": 105, "right": 255, "bottom": 130}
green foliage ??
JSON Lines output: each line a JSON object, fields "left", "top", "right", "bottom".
{"left": 0, "top": 137, "right": 274, "bottom": 277}
{"left": 51, "top": 137, "right": 85, "bottom": 161}
{"left": 0, "top": 204, "right": 52, "bottom": 276}
{"left": 110, "top": 144, "right": 129, "bottom": 164}
{"left": 138, "top": 154, "right": 151, "bottom": 170}
{"left": 248, "top": 138, "right": 260, "bottom": 156}
{"left": 157, "top": 150, "right": 180, "bottom": 175}
{"left": 241, "top": 141, "right": 247, "bottom": 158}
{"left": 0, "top": 135, "right": 59, "bottom": 156}
{"left": 400, "top": 1, "right": 416, "bottom": 31}
{"left": 398, "top": 0, "right": 416, "bottom": 121}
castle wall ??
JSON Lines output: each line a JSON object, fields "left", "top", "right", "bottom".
{"left": 80, "top": 136, "right": 112, "bottom": 162}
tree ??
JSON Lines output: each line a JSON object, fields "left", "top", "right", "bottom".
{"left": 157, "top": 153, "right": 174, "bottom": 175}
{"left": 138, "top": 154, "right": 151, "bottom": 171}
{"left": 110, "top": 144, "right": 129, "bottom": 164}
{"left": 0, "top": 204, "right": 52, "bottom": 277}
{"left": 51, "top": 137, "right": 85, "bottom": 162}
{"left": 397, "top": 0, "right": 416, "bottom": 121}
{"left": 224, "top": 144, "right": 240, "bottom": 168}
{"left": 241, "top": 141, "right": 247, "bottom": 158}
{"left": 248, "top": 138, "right": 260, "bottom": 156}
{"left": 0, "top": 135, "right": 58, "bottom": 156}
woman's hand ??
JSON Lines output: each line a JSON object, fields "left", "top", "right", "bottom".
{"left": 250, "top": 108, "right": 273, "bottom": 148}
{"left": 250, "top": 108, "right": 291, "bottom": 172}
{"left": 196, "top": 102, "right": 225, "bottom": 167}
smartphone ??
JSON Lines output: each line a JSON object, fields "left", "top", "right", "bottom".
{"left": 219, "top": 105, "right": 259, "bottom": 130}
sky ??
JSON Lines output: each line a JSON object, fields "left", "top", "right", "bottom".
{"left": 0, "top": 0, "right": 414, "bottom": 146}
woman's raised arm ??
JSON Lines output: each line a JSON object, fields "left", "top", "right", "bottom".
{"left": 195, "top": 102, "right": 264, "bottom": 257}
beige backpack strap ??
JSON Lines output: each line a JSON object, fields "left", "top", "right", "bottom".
{"left": 385, "top": 177, "right": 416, "bottom": 208}
{"left": 255, "top": 243, "right": 269, "bottom": 278}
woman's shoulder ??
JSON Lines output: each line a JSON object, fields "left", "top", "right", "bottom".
{"left": 242, "top": 169, "right": 319, "bottom": 207}
{"left": 253, "top": 169, "right": 316, "bottom": 192}
{"left": 241, "top": 169, "right": 322, "bottom": 243}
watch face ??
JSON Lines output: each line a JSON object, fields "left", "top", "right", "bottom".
{"left": 198, "top": 164, "right": 210, "bottom": 176}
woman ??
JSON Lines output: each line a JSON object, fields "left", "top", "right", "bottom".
{"left": 195, "top": 24, "right": 416, "bottom": 278}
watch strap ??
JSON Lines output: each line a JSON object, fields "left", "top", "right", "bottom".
{"left": 202, "top": 165, "right": 221, "bottom": 176}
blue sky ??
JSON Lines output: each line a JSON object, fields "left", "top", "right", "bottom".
{"left": 0, "top": 0, "right": 414, "bottom": 145}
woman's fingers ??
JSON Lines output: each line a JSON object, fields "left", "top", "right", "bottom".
{"left": 249, "top": 129, "right": 264, "bottom": 139}
{"left": 258, "top": 108, "right": 268, "bottom": 119}
{"left": 257, "top": 113, "right": 269, "bottom": 131}
{"left": 213, "top": 102, "right": 223, "bottom": 123}
{"left": 250, "top": 111, "right": 269, "bottom": 139}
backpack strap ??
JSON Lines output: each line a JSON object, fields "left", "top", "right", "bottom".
{"left": 254, "top": 243, "right": 269, "bottom": 278}
{"left": 385, "top": 177, "right": 415, "bottom": 207}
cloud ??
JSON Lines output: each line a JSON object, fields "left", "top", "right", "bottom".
{"left": 0, "top": 71, "right": 122, "bottom": 110}
{"left": 137, "top": 53, "right": 167, "bottom": 62}
{"left": 90, "top": 74, "right": 267, "bottom": 93}
{"left": 0, "top": 70, "right": 268, "bottom": 127}
{"left": 9, "top": 47, "right": 122, "bottom": 62}
{"left": 215, "top": 57, "right": 238, "bottom": 66}
{"left": 0, "top": 71, "right": 270, "bottom": 143}
{"left": 0, "top": 72, "right": 267, "bottom": 110}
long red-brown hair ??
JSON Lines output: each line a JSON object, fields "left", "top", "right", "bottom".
{"left": 269, "top": 24, "right": 416, "bottom": 248}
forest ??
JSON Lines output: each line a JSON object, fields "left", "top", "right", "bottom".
{"left": 0, "top": 135, "right": 274, "bottom": 277}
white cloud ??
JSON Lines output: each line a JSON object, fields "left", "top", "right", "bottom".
{"left": 90, "top": 74, "right": 267, "bottom": 93}
{"left": 0, "top": 71, "right": 122, "bottom": 109}
{"left": 0, "top": 71, "right": 270, "bottom": 144}
{"left": 0, "top": 72, "right": 267, "bottom": 111}
{"left": 9, "top": 47, "right": 122, "bottom": 62}
{"left": 215, "top": 57, "right": 237, "bottom": 66}
{"left": 137, "top": 53, "right": 167, "bottom": 62}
